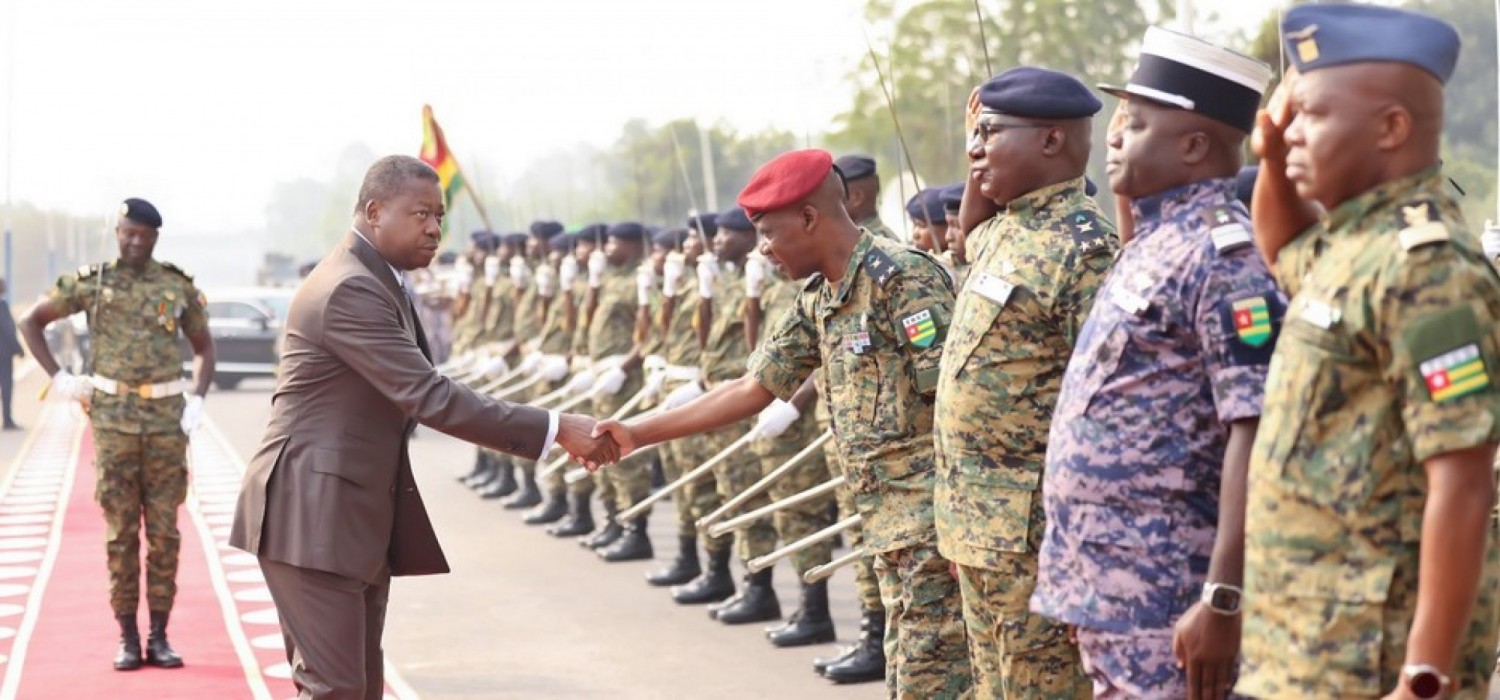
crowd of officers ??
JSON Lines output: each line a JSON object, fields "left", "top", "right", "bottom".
{"left": 426, "top": 4, "right": 1500, "bottom": 699}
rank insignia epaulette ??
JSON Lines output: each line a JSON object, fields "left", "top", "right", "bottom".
{"left": 160, "top": 261, "right": 195, "bottom": 281}
{"left": 1397, "top": 199, "right": 1450, "bottom": 252}
{"left": 863, "top": 248, "right": 900, "bottom": 288}
{"left": 1068, "top": 210, "right": 1109, "bottom": 253}
{"left": 1203, "top": 205, "right": 1254, "bottom": 254}
{"left": 76, "top": 264, "right": 100, "bottom": 279}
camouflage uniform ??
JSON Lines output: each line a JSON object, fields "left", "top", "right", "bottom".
{"left": 940, "top": 250, "right": 971, "bottom": 292}
{"left": 451, "top": 271, "right": 490, "bottom": 356}
{"left": 590, "top": 263, "right": 647, "bottom": 513}
{"left": 937, "top": 177, "right": 1111, "bottom": 698}
{"left": 750, "top": 271, "right": 835, "bottom": 573}
{"left": 50, "top": 260, "right": 208, "bottom": 616}
{"left": 534, "top": 268, "right": 585, "bottom": 497}
{"left": 820, "top": 382, "right": 884, "bottom": 612}
{"left": 859, "top": 214, "right": 900, "bottom": 243}
{"left": 700, "top": 264, "right": 770, "bottom": 561}
{"left": 1032, "top": 178, "right": 1282, "bottom": 696}
{"left": 656, "top": 283, "right": 713, "bottom": 542}
{"left": 474, "top": 274, "right": 517, "bottom": 478}
{"left": 1241, "top": 169, "right": 1500, "bottom": 698}
{"left": 748, "top": 231, "right": 969, "bottom": 699}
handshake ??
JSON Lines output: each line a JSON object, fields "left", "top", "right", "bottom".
{"left": 553, "top": 413, "right": 624, "bottom": 471}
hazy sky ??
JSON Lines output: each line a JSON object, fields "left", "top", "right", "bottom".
{"left": 0, "top": 0, "right": 1268, "bottom": 235}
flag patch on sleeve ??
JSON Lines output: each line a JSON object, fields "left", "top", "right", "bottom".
{"left": 1232, "top": 296, "right": 1273, "bottom": 347}
{"left": 1420, "top": 343, "right": 1491, "bottom": 402}
{"left": 902, "top": 309, "right": 937, "bottom": 348}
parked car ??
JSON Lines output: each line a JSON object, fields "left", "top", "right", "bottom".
{"left": 182, "top": 287, "right": 295, "bottom": 390}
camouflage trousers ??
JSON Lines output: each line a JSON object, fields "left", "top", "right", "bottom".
{"left": 704, "top": 421, "right": 774, "bottom": 562}
{"left": 1074, "top": 627, "right": 1233, "bottom": 699}
{"left": 661, "top": 434, "right": 707, "bottom": 539}
{"left": 874, "top": 544, "right": 972, "bottom": 699}
{"left": 595, "top": 389, "right": 645, "bottom": 514}
{"left": 836, "top": 463, "right": 884, "bottom": 611}
{"left": 957, "top": 561, "right": 1089, "bottom": 699}
{"left": 531, "top": 378, "right": 594, "bottom": 498}
{"left": 93, "top": 427, "right": 188, "bottom": 616}
{"left": 756, "top": 430, "right": 835, "bottom": 574}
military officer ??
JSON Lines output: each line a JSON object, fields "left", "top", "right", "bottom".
{"left": 835, "top": 154, "right": 899, "bottom": 242}
{"left": 475, "top": 233, "right": 525, "bottom": 501}
{"left": 518, "top": 221, "right": 573, "bottom": 524}
{"left": 937, "top": 184, "right": 969, "bottom": 288}
{"left": 906, "top": 187, "right": 947, "bottom": 254}
{"left": 1240, "top": 5, "right": 1500, "bottom": 698}
{"left": 18, "top": 198, "right": 216, "bottom": 671}
{"left": 498, "top": 229, "right": 551, "bottom": 510}
{"left": 455, "top": 231, "right": 503, "bottom": 488}
{"left": 596, "top": 149, "right": 970, "bottom": 698}
{"left": 549, "top": 228, "right": 606, "bottom": 539}
{"left": 572, "top": 225, "right": 623, "bottom": 548}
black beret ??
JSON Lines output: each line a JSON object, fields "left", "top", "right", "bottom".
{"left": 716, "top": 207, "right": 754, "bottom": 233}
{"left": 120, "top": 198, "right": 162, "bottom": 228}
{"left": 607, "top": 221, "right": 647, "bottom": 243}
{"left": 653, "top": 228, "right": 689, "bottom": 249}
{"left": 548, "top": 231, "right": 575, "bottom": 253}
{"left": 1235, "top": 166, "right": 1258, "bottom": 207}
{"left": 940, "top": 184, "right": 965, "bottom": 215}
{"left": 529, "top": 220, "right": 564, "bottom": 239}
{"left": 978, "top": 66, "right": 1102, "bottom": 119}
{"left": 834, "top": 154, "right": 877, "bottom": 181}
{"left": 577, "top": 223, "right": 609, "bottom": 242}
{"left": 906, "top": 188, "right": 946, "bottom": 223}
{"left": 686, "top": 212, "right": 718, "bottom": 238}
{"left": 470, "top": 230, "right": 500, "bottom": 252}
{"left": 502, "top": 232, "right": 530, "bottom": 249}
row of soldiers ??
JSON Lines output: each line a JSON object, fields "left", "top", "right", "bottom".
{"left": 442, "top": 4, "right": 1498, "bottom": 698}
{"left": 436, "top": 157, "right": 902, "bottom": 685}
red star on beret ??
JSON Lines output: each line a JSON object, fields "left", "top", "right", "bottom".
{"left": 737, "top": 149, "right": 835, "bottom": 219}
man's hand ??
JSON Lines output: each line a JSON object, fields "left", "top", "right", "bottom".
{"left": 1171, "top": 602, "right": 1241, "bottom": 700}
{"left": 540, "top": 355, "right": 570, "bottom": 382}
{"left": 180, "top": 394, "right": 205, "bottom": 435}
{"left": 563, "top": 368, "right": 596, "bottom": 396}
{"left": 592, "top": 366, "right": 628, "bottom": 397}
{"left": 662, "top": 380, "right": 705, "bottom": 410}
{"left": 590, "top": 419, "right": 638, "bottom": 466}
{"left": 555, "top": 413, "right": 619, "bottom": 469}
{"left": 47, "top": 370, "right": 91, "bottom": 402}
{"left": 751, "top": 399, "right": 799, "bottom": 440}
{"left": 964, "top": 85, "right": 982, "bottom": 138}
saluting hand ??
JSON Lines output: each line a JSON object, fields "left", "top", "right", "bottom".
{"left": 1171, "top": 602, "right": 1240, "bottom": 700}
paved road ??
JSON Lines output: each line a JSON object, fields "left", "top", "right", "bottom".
{"left": 207, "top": 379, "right": 876, "bottom": 700}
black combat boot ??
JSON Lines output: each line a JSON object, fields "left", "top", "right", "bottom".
{"left": 715, "top": 568, "right": 781, "bottom": 624}
{"left": 501, "top": 470, "right": 541, "bottom": 509}
{"left": 113, "top": 614, "right": 143, "bottom": 671}
{"left": 648, "top": 457, "right": 666, "bottom": 490}
{"left": 812, "top": 608, "right": 870, "bottom": 673}
{"left": 767, "top": 580, "right": 836, "bottom": 646}
{"left": 144, "top": 611, "right": 184, "bottom": 669}
{"left": 457, "top": 450, "right": 489, "bottom": 484}
{"left": 523, "top": 490, "right": 568, "bottom": 525}
{"left": 599, "top": 517, "right": 653, "bottom": 562}
{"left": 579, "top": 507, "right": 623, "bottom": 549}
{"left": 465, "top": 453, "right": 500, "bottom": 489}
{"left": 645, "top": 536, "right": 701, "bottom": 586}
{"left": 822, "top": 609, "right": 885, "bottom": 684}
{"left": 549, "top": 493, "right": 596, "bottom": 537}
{"left": 672, "top": 548, "right": 735, "bottom": 605}
{"left": 477, "top": 461, "right": 516, "bottom": 499}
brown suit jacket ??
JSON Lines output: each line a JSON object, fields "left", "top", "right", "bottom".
{"left": 230, "top": 232, "right": 550, "bottom": 584}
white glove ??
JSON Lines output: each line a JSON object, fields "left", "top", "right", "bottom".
{"left": 697, "top": 253, "right": 719, "bottom": 299}
{"left": 482, "top": 255, "right": 501, "bottom": 285}
{"left": 592, "top": 366, "right": 628, "bottom": 397}
{"left": 481, "top": 355, "right": 510, "bottom": 380}
{"left": 636, "top": 266, "right": 656, "bottom": 306}
{"left": 559, "top": 256, "right": 580, "bottom": 289}
{"left": 662, "top": 380, "right": 705, "bottom": 411}
{"left": 752, "top": 399, "right": 800, "bottom": 440}
{"left": 587, "top": 250, "right": 608, "bottom": 289}
{"left": 535, "top": 264, "right": 557, "bottom": 298}
{"left": 48, "top": 370, "right": 91, "bottom": 402}
{"left": 745, "top": 254, "right": 766, "bottom": 299}
{"left": 517, "top": 352, "right": 542, "bottom": 375}
{"left": 1483, "top": 221, "right": 1500, "bottom": 260}
{"left": 643, "top": 368, "right": 668, "bottom": 398}
{"left": 509, "top": 256, "right": 530, "bottom": 288}
{"left": 663, "top": 252, "right": 686, "bottom": 297}
{"left": 456, "top": 258, "right": 475, "bottom": 286}
{"left": 643, "top": 354, "right": 667, "bottom": 373}
{"left": 541, "top": 355, "right": 571, "bottom": 382}
{"left": 564, "top": 368, "right": 596, "bottom": 395}
{"left": 180, "top": 394, "right": 205, "bottom": 435}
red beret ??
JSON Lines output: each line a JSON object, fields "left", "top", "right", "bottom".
{"left": 737, "top": 149, "right": 835, "bottom": 219}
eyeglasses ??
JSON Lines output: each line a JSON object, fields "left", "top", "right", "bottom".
{"left": 971, "top": 119, "right": 1054, "bottom": 143}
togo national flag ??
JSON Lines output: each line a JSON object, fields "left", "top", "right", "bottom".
{"left": 1421, "top": 343, "right": 1491, "bottom": 402}
{"left": 1232, "top": 296, "right": 1272, "bottom": 347}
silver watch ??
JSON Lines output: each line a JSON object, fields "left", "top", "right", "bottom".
{"left": 1201, "top": 582, "right": 1243, "bottom": 615}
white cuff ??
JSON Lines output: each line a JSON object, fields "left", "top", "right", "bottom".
{"left": 539, "top": 409, "right": 560, "bottom": 460}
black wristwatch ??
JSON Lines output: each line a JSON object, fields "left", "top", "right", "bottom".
{"left": 1402, "top": 664, "right": 1451, "bottom": 699}
{"left": 1201, "top": 582, "right": 1243, "bottom": 616}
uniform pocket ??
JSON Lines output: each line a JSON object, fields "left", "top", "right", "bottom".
{"left": 1252, "top": 559, "right": 1394, "bottom": 697}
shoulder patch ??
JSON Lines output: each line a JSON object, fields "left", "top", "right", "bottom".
{"left": 1202, "top": 205, "right": 1254, "bottom": 254}
{"left": 160, "top": 261, "right": 195, "bottom": 281}
{"left": 801, "top": 272, "right": 826, "bottom": 292}
{"left": 75, "top": 264, "right": 100, "bottom": 279}
{"left": 862, "top": 247, "right": 900, "bottom": 288}
{"left": 1397, "top": 200, "right": 1450, "bottom": 252}
{"left": 1067, "top": 210, "right": 1111, "bottom": 254}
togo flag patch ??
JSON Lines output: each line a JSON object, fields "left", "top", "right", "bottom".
{"left": 1420, "top": 343, "right": 1490, "bottom": 402}
{"left": 902, "top": 309, "right": 937, "bottom": 348}
{"left": 1232, "top": 296, "right": 1273, "bottom": 347}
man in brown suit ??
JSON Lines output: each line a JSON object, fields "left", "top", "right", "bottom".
{"left": 230, "top": 155, "right": 614, "bottom": 700}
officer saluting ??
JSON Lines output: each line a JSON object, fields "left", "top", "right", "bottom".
{"left": 18, "top": 198, "right": 216, "bottom": 670}
{"left": 1242, "top": 5, "right": 1500, "bottom": 698}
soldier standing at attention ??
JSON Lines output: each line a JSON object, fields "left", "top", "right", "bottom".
{"left": 836, "top": 154, "right": 899, "bottom": 242}
{"left": 1028, "top": 31, "right": 1279, "bottom": 698}
{"left": 1240, "top": 5, "right": 1500, "bottom": 699}
{"left": 935, "top": 67, "right": 1110, "bottom": 699}
{"left": 596, "top": 150, "right": 969, "bottom": 698}
{"left": 18, "top": 198, "right": 216, "bottom": 670}
{"left": 906, "top": 187, "right": 947, "bottom": 255}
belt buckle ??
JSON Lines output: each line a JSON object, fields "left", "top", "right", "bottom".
{"left": 137, "top": 384, "right": 153, "bottom": 399}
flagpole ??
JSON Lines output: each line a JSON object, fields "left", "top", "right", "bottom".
{"left": 457, "top": 171, "right": 494, "bottom": 233}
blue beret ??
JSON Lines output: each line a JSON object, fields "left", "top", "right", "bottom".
{"left": 1085, "top": 177, "right": 1098, "bottom": 197}
{"left": 653, "top": 228, "right": 688, "bottom": 249}
{"left": 502, "top": 232, "right": 530, "bottom": 249}
{"left": 120, "top": 198, "right": 162, "bottom": 228}
{"left": 686, "top": 212, "right": 718, "bottom": 238}
{"left": 576, "top": 223, "right": 608, "bottom": 243}
{"left": 1283, "top": 4, "right": 1459, "bottom": 84}
{"left": 529, "top": 220, "right": 564, "bottom": 238}
{"left": 906, "top": 188, "right": 946, "bottom": 223}
{"left": 548, "top": 231, "right": 575, "bottom": 253}
{"left": 607, "top": 221, "right": 647, "bottom": 243}
{"left": 1235, "top": 166, "right": 1258, "bottom": 207}
{"left": 470, "top": 230, "right": 499, "bottom": 252}
{"left": 834, "top": 154, "right": 877, "bottom": 182}
{"left": 978, "top": 66, "right": 1102, "bottom": 119}
{"left": 716, "top": 206, "right": 754, "bottom": 233}
{"left": 940, "top": 184, "right": 965, "bottom": 215}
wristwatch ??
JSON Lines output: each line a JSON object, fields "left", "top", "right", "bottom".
{"left": 1401, "top": 664, "right": 1450, "bottom": 699}
{"left": 1200, "top": 582, "right": 1243, "bottom": 615}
